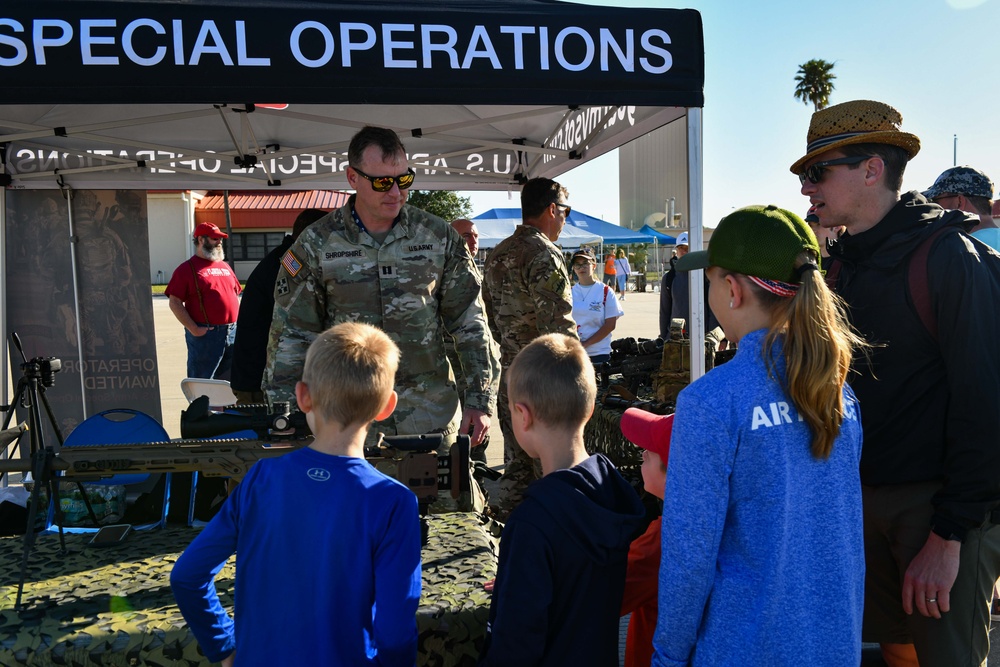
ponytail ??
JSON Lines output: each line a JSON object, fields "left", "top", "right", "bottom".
{"left": 757, "top": 252, "right": 866, "bottom": 459}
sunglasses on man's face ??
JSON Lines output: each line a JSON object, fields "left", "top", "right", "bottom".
{"left": 353, "top": 166, "right": 416, "bottom": 192}
{"left": 554, "top": 202, "right": 572, "bottom": 217}
{"left": 799, "top": 155, "right": 873, "bottom": 185}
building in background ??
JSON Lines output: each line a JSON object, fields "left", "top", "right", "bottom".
{"left": 619, "top": 122, "right": 689, "bottom": 236}
{"left": 195, "top": 190, "right": 349, "bottom": 280}
{"left": 147, "top": 190, "right": 349, "bottom": 284}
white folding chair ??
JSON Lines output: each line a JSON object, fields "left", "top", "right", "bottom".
{"left": 179, "top": 378, "right": 241, "bottom": 527}
{"left": 180, "top": 378, "right": 237, "bottom": 408}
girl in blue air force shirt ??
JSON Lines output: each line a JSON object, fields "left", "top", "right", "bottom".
{"left": 652, "top": 205, "right": 867, "bottom": 667}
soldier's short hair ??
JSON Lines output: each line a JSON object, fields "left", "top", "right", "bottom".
{"left": 302, "top": 322, "right": 399, "bottom": 427}
{"left": 348, "top": 126, "right": 407, "bottom": 167}
{"left": 507, "top": 334, "right": 595, "bottom": 429}
{"left": 521, "top": 177, "right": 569, "bottom": 220}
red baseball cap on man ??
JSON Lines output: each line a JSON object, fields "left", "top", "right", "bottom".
{"left": 620, "top": 408, "right": 673, "bottom": 463}
{"left": 193, "top": 222, "right": 228, "bottom": 239}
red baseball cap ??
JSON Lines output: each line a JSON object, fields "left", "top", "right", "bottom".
{"left": 620, "top": 408, "right": 673, "bottom": 462}
{"left": 193, "top": 222, "right": 228, "bottom": 239}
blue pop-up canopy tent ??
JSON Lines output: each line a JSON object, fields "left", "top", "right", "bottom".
{"left": 474, "top": 208, "right": 651, "bottom": 245}
{"left": 472, "top": 218, "right": 601, "bottom": 249}
{"left": 638, "top": 224, "right": 677, "bottom": 244}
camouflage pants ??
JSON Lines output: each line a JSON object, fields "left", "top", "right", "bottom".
{"left": 492, "top": 374, "right": 541, "bottom": 522}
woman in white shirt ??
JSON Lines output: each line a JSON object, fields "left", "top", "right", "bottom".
{"left": 571, "top": 248, "right": 624, "bottom": 365}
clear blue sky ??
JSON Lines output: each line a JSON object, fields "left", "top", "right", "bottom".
{"left": 461, "top": 0, "right": 1000, "bottom": 230}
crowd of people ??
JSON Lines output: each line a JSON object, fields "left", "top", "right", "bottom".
{"left": 164, "top": 107, "right": 1000, "bottom": 667}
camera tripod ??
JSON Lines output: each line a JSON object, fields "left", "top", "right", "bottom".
{"left": 0, "top": 332, "right": 98, "bottom": 610}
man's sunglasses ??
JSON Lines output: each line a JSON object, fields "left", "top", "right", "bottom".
{"left": 554, "top": 202, "right": 572, "bottom": 217}
{"left": 799, "top": 156, "right": 873, "bottom": 185}
{"left": 353, "top": 166, "right": 416, "bottom": 192}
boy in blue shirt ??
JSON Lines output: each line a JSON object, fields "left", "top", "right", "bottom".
{"left": 171, "top": 322, "right": 422, "bottom": 666}
{"left": 480, "top": 334, "right": 644, "bottom": 666}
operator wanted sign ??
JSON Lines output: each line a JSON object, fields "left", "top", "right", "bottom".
{"left": 4, "top": 189, "right": 161, "bottom": 440}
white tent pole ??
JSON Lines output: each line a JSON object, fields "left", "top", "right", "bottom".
{"left": 687, "top": 108, "right": 706, "bottom": 380}
{"left": 61, "top": 185, "right": 89, "bottom": 418}
{"left": 0, "top": 183, "right": 7, "bottom": 484}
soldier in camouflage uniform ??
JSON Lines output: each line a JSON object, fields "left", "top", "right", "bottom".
{"left": 482, "top": 178, "right": 578, "bottom": 521}
{"left": 444, "top": 219, "right": 492, "bottom": 470}
{"left": 265, "top": 127, "right": 500, "bottom": 456}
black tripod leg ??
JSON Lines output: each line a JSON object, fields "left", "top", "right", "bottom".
{"left": 47, "top": 457, "right": 67, "bottom": 554}
{"left": 15, "top": 449, "right": 49, "bottom": 611}
{"left": 1, "top": 379, "right": 28, "bottom": 462}
{"left": 36, "top": 385, "right": 100, "bottom": 528}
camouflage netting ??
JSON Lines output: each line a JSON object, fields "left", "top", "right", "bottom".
{"left": 584, "top": 403, "right": 644, "bottom": 476}
{"left": 0, "top": 514, "right": 498, "bottom": 666}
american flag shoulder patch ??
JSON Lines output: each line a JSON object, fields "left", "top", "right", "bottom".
{"left": 281, "top": 250, "right": 302, "bottom": 277}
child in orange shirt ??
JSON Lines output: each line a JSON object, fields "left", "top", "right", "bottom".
{"left": 619, "top": 410, "right": 673, "bottom": 667}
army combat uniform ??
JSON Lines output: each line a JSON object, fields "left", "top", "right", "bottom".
{"left": 482, "top": 224, "right": 578, "bottom": 521}
{"left": 264, "top": 197, "right": 500, "bottom": 450}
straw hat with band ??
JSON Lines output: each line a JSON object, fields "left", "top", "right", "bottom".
{"left": 789, "top": 100, "right": 921, "bottom": 175}
{"left": 675, "top": 205, "right": 820, "bottom": 298}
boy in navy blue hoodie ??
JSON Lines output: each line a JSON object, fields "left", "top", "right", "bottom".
{"left": 480, "top": 333, "right": 644, "bottom": 666}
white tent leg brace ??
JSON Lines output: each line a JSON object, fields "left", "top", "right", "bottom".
{"left": 61, "top": 185, "right": 89, "bottom": 418}
{"left": 686, "top": 108, "right": 706, "bottom": 382}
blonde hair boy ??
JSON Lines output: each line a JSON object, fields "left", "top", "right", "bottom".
{"left": 507, "top": 333, "right": 595, "bottom": 434}
{"left": 173, "top": 321, "right": 421, "bottom": 667}
{"left": 481, "top": 333, "right": 644, "bottom": 666}
{"left": 299, "top": 321, "right": 400, "bottom": 428}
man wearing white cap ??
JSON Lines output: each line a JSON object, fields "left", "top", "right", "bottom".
{"left": 165, "top": 222, "right": 242, "bottom": 379}
{"left": 794, "top": 99, "right": 1000, "bottom": 667}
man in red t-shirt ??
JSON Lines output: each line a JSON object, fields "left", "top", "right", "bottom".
{"left": 165, "top": 222, "right": 242, "bottom": 379}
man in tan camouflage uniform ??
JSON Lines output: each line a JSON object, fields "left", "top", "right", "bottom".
{"left": 445, "top": 218, "right": 492, "bottom": 471}
{"left": 482, "top": 178, "right": 578, "bottom": 520}
{"left": 264, "top": 126, "right": 499, "bottom": 453}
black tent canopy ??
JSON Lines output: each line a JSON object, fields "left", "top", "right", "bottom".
{"left": 0, "top": 0, "right": 710, "bottom": 386}
{"left": 0, "top": 0, "right": 704, "bottom": 191}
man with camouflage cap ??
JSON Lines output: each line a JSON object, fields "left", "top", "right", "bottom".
{"left": 264, "top": 126, "right": 499, "bottom": 451}
{"left": 482, "top": 177, "right": 578, "bottom": 521}
{"left": 794, "top": 100, "right": 1000, "bottom": 667}
{"left": 923, "top": 165, "right": 998, "bottom": 250}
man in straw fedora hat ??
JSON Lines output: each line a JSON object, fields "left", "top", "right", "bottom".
{"left": 793, "top": 100, "right": 1000, "bottom": 667}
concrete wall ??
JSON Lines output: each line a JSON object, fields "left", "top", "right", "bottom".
{"left": 147, "top": 191, "right": 203, "bottom": 285}
{"left": 147, "top": 192, "right": 276, "bottom": 282}
{"left": 618, "top": 120, "right": 689, "bottom": 233}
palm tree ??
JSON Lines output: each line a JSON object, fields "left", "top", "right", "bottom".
{"left": 793, "top": 59, "right": 836, "bottom": 111}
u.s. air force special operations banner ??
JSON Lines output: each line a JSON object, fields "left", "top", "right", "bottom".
{"left": 0, "top": 2, "right": 703, "bottom": 106}
{"left": 4, "top": 189, "right": 161, "bottom": 438}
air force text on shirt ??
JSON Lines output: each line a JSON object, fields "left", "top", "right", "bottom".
{"left": 751, "top": 400, "right": 858, "bottom": 431}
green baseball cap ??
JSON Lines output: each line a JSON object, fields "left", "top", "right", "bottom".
{"left": 675, "top": 205, "right": 820, "bottom": 284}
